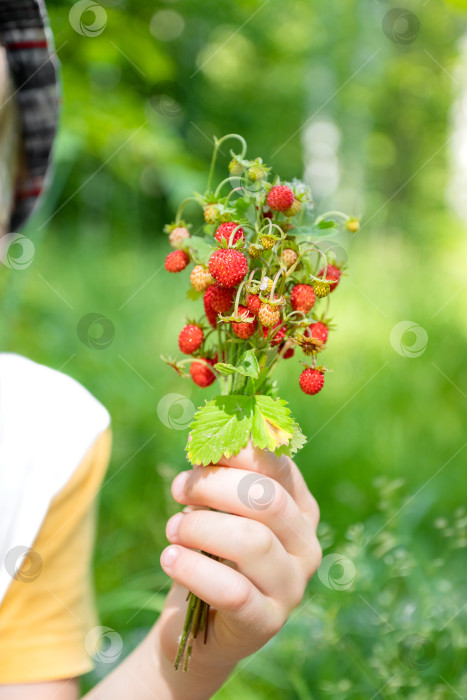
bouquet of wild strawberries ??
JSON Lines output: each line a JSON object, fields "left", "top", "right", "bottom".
{"left": 162, "top": 134, "right": 359, "bottom": 670}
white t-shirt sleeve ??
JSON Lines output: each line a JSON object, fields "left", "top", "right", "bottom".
{"left": 0, "top": 353, "right": 111, "bottom": 605}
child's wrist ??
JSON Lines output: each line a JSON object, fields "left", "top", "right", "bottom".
{"left": 151, "top": 621, "right": 237, "bottom": 699}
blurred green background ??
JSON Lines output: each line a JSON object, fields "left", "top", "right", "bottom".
{"left": 1, "top": 0, "right": 467, "bottom": 697}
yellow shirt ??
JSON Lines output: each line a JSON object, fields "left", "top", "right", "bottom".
{"left": 0, "top": 428, "right": 112, "bottom": 684}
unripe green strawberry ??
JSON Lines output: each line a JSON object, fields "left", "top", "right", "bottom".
{"left": 169, "top": 226, "right": 190, "bottom": 248}
{"left": 210, "top": 285, "right": 234, "bottom": 313}
{"left": 165, "top": 250, "right": 190, "bottom": 273}
{"left": 259, "top": 277, "right": 274, "bottom": 293}
{"left": 208, "top": 249, "right": 248, "bottom": 288}
{"left": 318, "top": 264, "right": 341, "bottom": 292}
{"left": 247, "top": 164, "right": 267, "bottom": 181}
{"left": 258, "top": 303, "right": 281, "bottom": 328}
{"left": 299, "top": 368, "right": 325, "bottom": 395}
{"left": 229, "top": 158, "right": 244, "bottom": 176}
{"left": 290, "top": 284, "right": 316, "bottom": 313}
{"left": 260, "top": 235, "right": 275, "bottom": 250}
{"left": 346, "top": 217, "right": 360, "bottom": 233}
{"left": 231, "top": 306, "right": 257, "bottom": 339}
{"left": 284, "top": 198, "right": 301, "bottom": 217}
{"left": 190, "top": 358, "right": 216, "bottom": 387}
{"left": 280, "top": 249, "right": 298, "bottom": 268}
{"left": 190, "top": 265, "right": 214, "bottom": 292}
{"left": 313, "top": 280, "right": 331, "bottom": 298}
{"left": 248, "top": 244, "right": 263, "bottom": 258}
{"left": 178, "top": 324, "right": 204, "bottom": 354}
{"left": 204, "top": 204, "right": 220, "bottom": 224}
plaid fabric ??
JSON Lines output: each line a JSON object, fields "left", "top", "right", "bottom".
{"left": 0, "top": 0, "right": 59, "bottom": 231}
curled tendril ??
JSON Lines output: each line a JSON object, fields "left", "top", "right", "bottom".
{"left": 259, "top": 220, "right": 285, "bottom": 238}
{"left": 314, "top": 210, "right": 349, "bottom": 226}
{"left": 214, "top": 133, "right": 248, "bottom": 160}
{"left": 300, "top": 246, "right": 329, "bottom": 278}
{"left": 286, "top": 310, "right": 310, "bottom": 326}
{"left": 175, "top": 197, "right": 200, "bottom": 224}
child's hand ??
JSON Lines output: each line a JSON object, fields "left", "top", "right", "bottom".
{"left": 156, "top": 443, "right": 322, "bottom": 680}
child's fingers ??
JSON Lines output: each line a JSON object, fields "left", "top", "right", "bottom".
{"left": 171, "top": 466, "right": 313, "bottom": 557}
{"left": 165, "top": 509, "right": 313, "bottom": 604}
{"left": 160, "top": 544, "right": 280, "bottom": 632}
{"left": 217, "top": 443, "right": 319, "bottom": 529}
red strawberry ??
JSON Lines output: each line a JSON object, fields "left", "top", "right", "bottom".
{"left": 210, "top": 285, "right": 234, "bottom": 313}
{"left": 190, "top": 358, "right": 216, "bottom": 387}
{"left": 165, "top": 249, "right": 189, "bottom": 272}
{"left": 247, "top": 294, "right": 262, "bottom": 315}
{"left": 318, "top": 264, "right": 341, "bottom": 292}
{"left": 231, "top": 305, "right": 257, "bottom": 339}
{"left": 209, "top": 249, "right": 248, "bottom": 288}
{"left": 203, "top": 287, "right": 218, "bottom": 328}
{"left": 215, "top": 222, "right": 245, "bottom": 245}
{"left": 263, "top": 322, "right": 286, "bottom": 347}
{"left": 299, "top": 368, "right": 324, "bottom": 395}
{"left": 309, "top": 322, "right": 328, "bottom": 344}
{"left": 290, "top": 284, "right": 316, "bottom": 313}
{"left": 178, "top": 324, "right": 203, "bottom": 354}
{"left": 267, "top": 185, "right": 294, "bottom": 212}
{"left": 282, "top": 345, "right": 294, "bottom": 359}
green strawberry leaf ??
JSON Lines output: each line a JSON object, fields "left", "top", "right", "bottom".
{"left": 214, "top": 349, "right": 259, "bottom": 379}
{"left": 275, "top": 420, "right": 307, "bottom": 457}
{"left": 213, "top": 363, "right": 237, "bottom": 375}
{"left": 186, "top": 394, "right": 306, "bottom": 466}
{"left": 251, "top": 399, "right": 276, "bottom": 451}
{"left": 251, "top": 395, "right": 295, "bottom": 451}
{"left": 316, "top": 220, "right": 336, "bottom": 229}
{"left": 187, "top": 395, "right": 253, "bottom": 465}
{"left": 187, "top": 236, "right": 215, "bottom": 265}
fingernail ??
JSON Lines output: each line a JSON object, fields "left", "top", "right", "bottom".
{"left": 166, "top": 512, "right": 183, "bottom": 538}
{"left": 172, "top": 471, "right": 189, "bottom": 498}
{"left": 161, "top": 546, "right": 179, "bottom": 569}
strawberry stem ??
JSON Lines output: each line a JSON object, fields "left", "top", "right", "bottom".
{"left": 174, "top": 551, "right": 219, "bottom": 672}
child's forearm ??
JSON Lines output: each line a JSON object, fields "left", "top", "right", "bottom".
{"left": 83, "top": 622, "right": 236, "bottom": 700}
